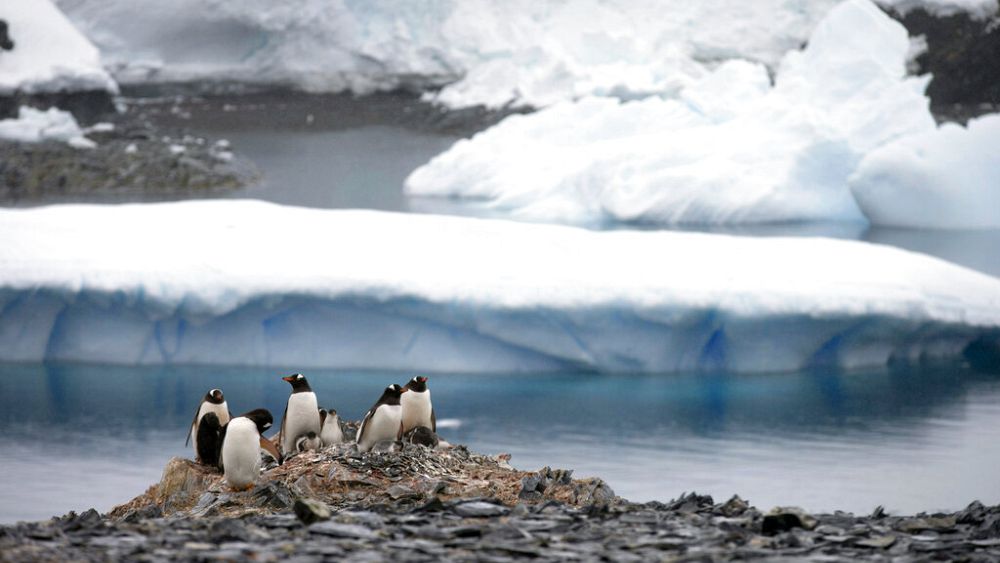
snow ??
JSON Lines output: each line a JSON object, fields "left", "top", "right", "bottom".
{"left": 0, "top": 0, "right": 117, "bottom": 95}
{"left": 406, "top": 0, "right": 937, "bottom": 226}
{"left": 0, "top": 200, "right": 997, "bottom": 373}
{"left": 0, "top": 106, "right": 96, "bottom": 148}
{"left": 850, "top": 114, "right": 1000, "bottom": 229}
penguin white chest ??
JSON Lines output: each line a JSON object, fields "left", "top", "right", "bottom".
{"left": 320, "top": 415, "right": 344, "bottom": 446}
{"left": 281, "top": 392, "right": 320, "bottom": 453}
{"left": 400, "top": 390, "right": 432, "bottom": 432}
{"left": 221, "top": 418, "right": 260, "bottom": 489}
{"left": 358, "top": 405, "right": 401, "bottom": 452}
{"left": 192, "top": 400, "right": 229, "bottom": 455}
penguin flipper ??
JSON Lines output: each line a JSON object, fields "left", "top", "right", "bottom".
{"left": 431, "top": 408, "right": 436, "bottom": 433}
{"left": 356, "top": 407, "right": 375, "bottom": 445}
{"left": 278, "top": 400, "right": 289, "bottom": 454}
{"left": 397, "top": 421, "right": 404, "bottom": 441}
{"left": 216, "top": 422, "right": 228, "bottom": 472}
{"left": 260, "top": 436, "right": 283, "bottom": 465}
{"left": 186, "top": 400, "right": 204, "bottom": 446}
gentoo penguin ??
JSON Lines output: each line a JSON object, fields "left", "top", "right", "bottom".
{"left": 401, "top": 376, "right": 435, "bottom": 433}
{"left": 319, "top": 408, "right": 344, "bottom": 446}
{"left": 356, "top": 384, "right": 407, "bottom": 452}
{"left": 295, "top": 431, "right": 322, "bottom": 453}
{"left": 278, "top": 374, "right": 320, "bottom": 456}
{"left": 196, "top": 412, "right": 224, "bottom": 467}
{"left": 220, "top": 409, "right": 281, "bottom": 491}
{"left": 186, "top": 388, "right": 231, "bottom": 462}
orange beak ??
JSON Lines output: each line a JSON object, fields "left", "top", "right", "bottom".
{"left": 282, "top": 375, "right": 296, "bottom": 383}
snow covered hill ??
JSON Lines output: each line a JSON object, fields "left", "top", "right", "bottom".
{"left": 1, "top": 201, "right": 997, "bottom": 373}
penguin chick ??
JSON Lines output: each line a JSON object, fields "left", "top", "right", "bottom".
{"left": 356, "top": 384, "right": 407, "bottom": 452}
{"left": 187, "top": 388, "right": 230, "bottom": 461}
{"left": 196, "top": 412, "right": 223, "bottom": 468}
{"left": 403, "top": 425, "right": 439, "bottom": 449}
{"left": 295, "top": 431, "right": 322, "bottom": 453}
{"left": 401, "top": 376, "right": 435, "bottom": 433}
{"left": 220, "top": 408, "right": 280, "bottom": 491}
{"left": 319, "top": 408, "right": 344, "bottom": 446}
{"left": 278, "top": 374, "right": 320, "bottom": 456}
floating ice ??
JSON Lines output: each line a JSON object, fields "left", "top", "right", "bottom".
{"left": 0, "top": 106, "right": 96, "bottom": 148}
{"left": 0, "top": 0, "right": 117, "bottom": 95}
{"left": 0, "top": 201, "right": 997, "bottom": 373}
{"left": 850, "top": 114, "right": 1000, "bottom": 230}
{"left": 406, "top": 0, "right": 937, "bottom": 226}
{"left": 878, "top": 0, "right": 998, "bottom": 17}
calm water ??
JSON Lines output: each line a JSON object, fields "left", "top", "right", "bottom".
{"left": 2, "top": 362, "right": 999, "bottom": 524}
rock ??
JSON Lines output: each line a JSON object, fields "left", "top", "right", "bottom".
{"left": 452, "top": 501, "right": 510, "bottom": 518}
{"left": 308, "top": 522, "right": 377, "bottom": 540}
{"left": 156, "top": 457, "right": 219, "bottom": 512}
{"left": 718, "top": 495, "right": 750, "bottom": 517}
{"left": 856, "top": 535, "right": 897, "bottom": 549}
{"left": 896, "top": 515, "right": 957, "bottom": 533}
{"left": 293, "top": 498, "right": 331, "bottom": 525}
{"left": 762, "top": 507, "right": 818, "bottom": 535}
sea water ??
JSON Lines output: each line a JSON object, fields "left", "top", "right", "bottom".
{"left": 1, "top": 362, "right": 998, "bottom": 524}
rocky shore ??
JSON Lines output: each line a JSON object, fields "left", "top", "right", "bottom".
{"left": 1, "top": 440, "right": 998, "bottom": 562}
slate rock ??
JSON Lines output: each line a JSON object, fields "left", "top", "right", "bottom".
{"left": 452, "top": 501, "right": 511, "bottom": 518}
{"left": 293, "top": 498, "right": 331, "bottom": 525}
{"left": 762, "top": 507, "right": 818, "bottom": 535}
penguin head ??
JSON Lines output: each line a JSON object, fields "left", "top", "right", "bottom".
{"left": 318, "top": 408, "right": 328, "bottom": 424}
{"left": 282, "top": 373, "right": 312, "bottom": 392}
{"left": 206, "top": 388, "right": 225, "bottom": 404}
{"left": 381, "top": 384, "right": 407, "bottom": 404}
{"left": 241, "top": 408, "right": 274, "bottom": 435}
{"left": 405, "top": 376, "right": 428, "bottom": 392}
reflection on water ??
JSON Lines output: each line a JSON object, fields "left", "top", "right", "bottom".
{"left": 1, "top": 363, "right": 999, "bottom": 523}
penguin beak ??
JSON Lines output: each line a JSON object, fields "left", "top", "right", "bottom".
{"left": 418, "top": 377, "right": 427, "bottom": 383}
{"left": 281, "top": 375, "right": 296, "bottom": 383}
{"left": 399, "top": 387, "right": 409, "bottom": 393}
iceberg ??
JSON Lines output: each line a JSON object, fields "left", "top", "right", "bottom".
{"left": 0, "top": 0, "right": 117, "bottom": 95}
{"left": 406, "top": 0, "right": 937, "bottom": 226}
{"left": 850, "top": 114, "right": 1000, "bottom": 230}
{"left": 0, "top": 200, "right": 997, "bottom": 373}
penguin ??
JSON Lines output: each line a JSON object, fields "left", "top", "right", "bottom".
{"left": 219, "top": 408, "right": 281, "bottom": 491}
{"left": 186, "top": 388, "right": 231, "bottom": 461}
{"left": 278, "top": 374, "right": 320, "bottom": 456}
{"left": 401, "top": 376, "right": 435, "bottom": 433}
{"left": 319, "top": 408, "right": 344, "bottom": 446}
{"left": 295, "top": 431, "right": 322, "bottom": 453}
{"left": 196, "top": 412, "right": 223, "bottom": 467}
{"left": 356, "top": 384, "right": 407, "bottom": 452}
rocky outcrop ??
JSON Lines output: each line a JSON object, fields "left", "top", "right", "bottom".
{"left": 108, "top": 443, "right": 618, "bottom": 522}
{"left": 889, "top": 8, "right": 1000, "bottom": 116}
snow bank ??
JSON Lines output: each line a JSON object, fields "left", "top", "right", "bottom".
{"left": 0, "top": 0, "right": 117, "bottom": 95}
{"left": 850, "top": 114, "right": 1000, "bottom": 229}
{"left": 1, "top": 201, "right": 997, "bottom": 373}
{"left": 0, "top": 106, "right": 95, "bottom": 148}
{"left": 406, "top": 0, "right": 936, "bottom": 226}
{"left": 55, "top": 0, "right": 843, "bottom": 109}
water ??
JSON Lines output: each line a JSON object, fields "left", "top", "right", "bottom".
{"left": 2, "top": 362, "right": 999, "bottom": 524}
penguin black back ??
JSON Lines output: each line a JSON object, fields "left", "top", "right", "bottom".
{"left": 196, "top": 412, "right": 223, "bottom": 468}
{"left": 241, "top": 409, "right": 274, "bottom": 435}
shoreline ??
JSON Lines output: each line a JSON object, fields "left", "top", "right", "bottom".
{"left": 2, "top": 442, "right": 998, "bottom": 561}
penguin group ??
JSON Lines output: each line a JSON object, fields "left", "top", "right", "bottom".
{"left": 186, "top": 374, "right": 438, "bottom": 491}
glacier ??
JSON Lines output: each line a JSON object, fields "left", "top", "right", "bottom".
{"left": 50, "top": 0, "right": 997, "bottom": 109}
{"left": 850, "top": 114, "right": 1000, "bottom": 230}
{"left": 405, "top": 0, "right": 937, "bottom": 226}
{"left": 0, "top": 0, "right": 117, "bottom": 95}
{"left": 1, "top": 201, "right": 998, "bottom": 373}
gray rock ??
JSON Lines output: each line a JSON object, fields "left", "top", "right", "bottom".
{"left": 452, "top": 501, "right": 510, "bottom": 518}
{"left": 293, "top": 498, "right": 331, "bottom": 525}
{"left": 308, "top": 521, "right": 377, "bottom": 540}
